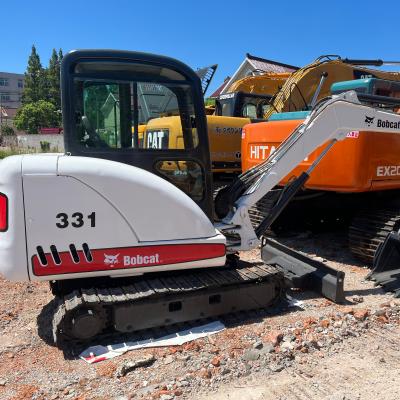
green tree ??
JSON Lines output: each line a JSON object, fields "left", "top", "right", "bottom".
{"left": 0, "top": 125, "right": 15, "bottom": 136}
{"left": 58, "top": 48, "right": 63, "bottom": 64}
{"left": 47, "top": 49, "right": 59, "bottom": 105}
{"left": 46, "top": 48, "right": 63, "bottom": 126}
{"left": 83, "top": 83, "right": 110, "bottom": 130}
{"left": 14, "top": 100, "right": 58, "bottom": 134}
{"left": 22, "top": 45, "right": 46, "bottom": 104}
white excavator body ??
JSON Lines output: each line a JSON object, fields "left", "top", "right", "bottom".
{"left": 2, "top": 92, "right": 400, "bottom": 284}
{"left": 0, "top": 154, "right": 226, "bottom": 282}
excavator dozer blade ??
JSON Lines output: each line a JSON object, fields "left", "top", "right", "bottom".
{"left": 261, "top": 238, "right": 345, "bottom": 303}
{"left": 368, "top": 231, "right": 400, "bottom": 297}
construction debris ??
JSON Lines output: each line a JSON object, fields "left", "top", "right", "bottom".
{"left": 116, "top": 354, "right": 155, "bottom": 377}
{"left": 80, "top": 321, "right": 225, "bottom": 363}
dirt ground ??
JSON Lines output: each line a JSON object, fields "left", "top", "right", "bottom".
{"left": 0, "top": 231, "right": 399, "bottom": 400}
{"left": 197, "top": 325, "right": 400, "bottom": 400}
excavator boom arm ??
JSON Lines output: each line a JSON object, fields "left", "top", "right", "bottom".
{"left": 220, "top": 91, "right": 400, "bottom": 251}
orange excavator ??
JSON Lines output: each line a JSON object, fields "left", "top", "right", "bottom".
{"left": 241, "top": 55, "right": 400, "bottom": 263}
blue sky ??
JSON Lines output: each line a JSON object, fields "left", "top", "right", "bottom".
{"left": 2, "top": 0, "right": 400, "bottom": 94}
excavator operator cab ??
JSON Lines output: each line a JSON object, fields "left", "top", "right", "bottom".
{"left": 331, "top": 78, "right": 400, "bottom": 111}
{"left": 215, "top": 92, "right": 272, "bottom": 119}
{"left": 61, "top": 50, "right": 213, "bottom": 218}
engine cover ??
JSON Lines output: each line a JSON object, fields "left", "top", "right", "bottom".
{"left": 0, "top": 155, "right": 226, "bottom": 282}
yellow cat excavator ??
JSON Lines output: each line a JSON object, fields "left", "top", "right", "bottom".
{"left": 142, "top": 70, "right": 292, "bottom": 184}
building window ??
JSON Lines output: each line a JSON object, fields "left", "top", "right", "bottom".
{"left": 18, "top": 80, "right": 24, "bottom": 88}
{"left": 0, "top": 93, "right": 11, "bottom": 101}
{"left": 0, "top": 78, "right": 9, "bottom": 87}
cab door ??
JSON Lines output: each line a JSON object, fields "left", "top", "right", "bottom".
{"left": 61, "top": 50, "right": 213, "bottom": 219}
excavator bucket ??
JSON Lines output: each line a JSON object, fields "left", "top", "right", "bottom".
{"left": 368, "top": 231, "right": 400, "bottom": 297}
{"left": 261, "top": 238, "right": 345, "bottom": 303}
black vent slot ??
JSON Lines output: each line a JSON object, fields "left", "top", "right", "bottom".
{"left": 50, "top": 245, "right": 61, "bottom": 265}
{"left": 209, "top": 294, "right": 221, "bottom": 304}
{"left": 82, "top": 243, "right": 93, "bottom": 262}
{"left": 69, "top": 244, "right": 80, "bottom": 263}
{"left": 36, "top": 246, "right": 47, "bottom": 266}
{"left": 168, "top": 301, "right": 182, "bottom": 312}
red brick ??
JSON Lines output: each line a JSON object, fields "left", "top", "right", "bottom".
{"left": 264, "top": 330, "right": 283, "bottom": 346}
{"left": 341, "top": 307, "right": 354, "bottom": 315}
{"left": 377, "top": 315, "right": 389, "bottom": 324}
{"left": 210, "top": 356, "right": 221, "bottom": 367}
{"left": 199, "top": 367, "right": 212, "bottom": 379}
{"left": 353, "top": 309, "right": 369, "bottom": 321}
{"left": 320, "top": 319, "right": 330, "bottom": 328}
{"left": 303, "top": 317, "right": 317, "bottom": 329}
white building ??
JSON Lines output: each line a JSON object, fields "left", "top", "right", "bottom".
{"left": 0, "top": 72, "right": 24, "bottom": 109}
{"left": 210, "top": 53, "right": 297, "bottom": 97}
{"left": 0, "top": 72, "right": 24, "bottom": 126}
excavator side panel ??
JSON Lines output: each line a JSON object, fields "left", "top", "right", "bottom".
{"left": 206, "top": 115, "right": 249, "bottom": 173}
{"left": 242, "top": 119, "right": 400, "bottom": 192}
{"left": 0, "top": 154, "right": 227, "bottom": 283}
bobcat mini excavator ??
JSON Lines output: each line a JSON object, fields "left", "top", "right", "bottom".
{"left": 1, "top": 50, "right": 400, "bottom": 345}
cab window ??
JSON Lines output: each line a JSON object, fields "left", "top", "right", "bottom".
{"left": 155, "top": 160, "right": 203, "bottom": 201}
{"left": 74, "top": 79, "right": 198, "bottom": 150}
{"left": 241, "top": 103, "right": 257, "bottom": 118}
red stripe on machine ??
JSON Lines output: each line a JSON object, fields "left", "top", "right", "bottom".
{"left": 0, "top": 193, "right": 8, "bottom": 232}
{"left": 32, "top": 243, "right": 226, "bottom": 276}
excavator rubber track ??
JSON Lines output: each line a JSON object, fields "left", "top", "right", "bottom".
{"left": 52, "top": 262, "right": 284, "bottom": 346}
{"left": 368, "top": 231, "right": 400, "bottom": 297}
{"left": 349, "top": 207, "right": 400, "bottom": 264}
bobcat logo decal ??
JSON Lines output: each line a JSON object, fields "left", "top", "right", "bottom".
{"left": 365, "top": 116, "right": 375, "bottom": 126}
{"left": 104, "top": 253, "right": 120, "bottom": 266}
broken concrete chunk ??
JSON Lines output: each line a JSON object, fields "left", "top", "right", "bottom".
{"left": 116, "top": 354, "right": 155, "bottom": 377}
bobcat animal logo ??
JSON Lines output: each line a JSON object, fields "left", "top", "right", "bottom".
{"left": 104, "top": 253, "right": 120, "bottom": 266}
{"left": 365, "top": 116, "right": 375, "bottom": 126}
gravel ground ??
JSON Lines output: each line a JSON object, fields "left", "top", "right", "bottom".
{"left": 0, "top": 231, "right": 398, "bottom": 400}
{"left": 196, "top": 325, "right": 400, "bottom": 400}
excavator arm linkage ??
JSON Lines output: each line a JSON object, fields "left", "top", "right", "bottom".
{"left": 219, "top": 91, "right": 400, "bottom": 252}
